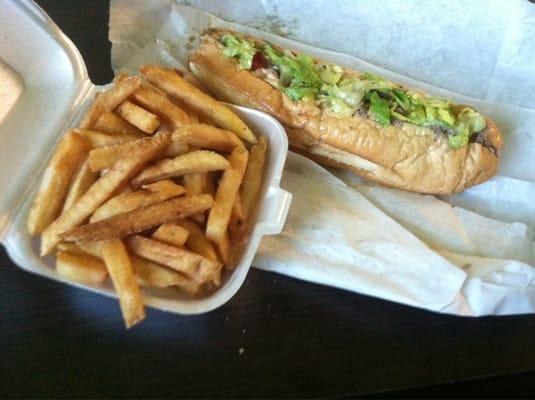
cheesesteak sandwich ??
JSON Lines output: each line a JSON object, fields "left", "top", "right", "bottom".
{"left": 189, "top": 29, "right": 503, "bottom": 194}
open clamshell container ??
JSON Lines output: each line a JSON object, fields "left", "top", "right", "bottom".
{"left": 0, "top": 2, "right": 291, "bottom": 314}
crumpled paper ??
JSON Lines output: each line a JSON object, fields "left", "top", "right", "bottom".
{"left": 109, "top": 0, "right": 535, "bottom": 315}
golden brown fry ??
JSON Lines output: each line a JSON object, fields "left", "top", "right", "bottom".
{"left": 61, "top": 194, "right": 214, "bottom": 242}
{"left": 132, "top": 150, "right": 230, "bottom": 187}
{"left": 117, "top": 101, "right": 160, "bottom": 134}
{"left": 183, "top": 173, "right": 206, "bottom": 195}
{"left": 56, "top": 251, "right": 108, "bottom": 286}
{"left": 115, "top": 183, "right": 134, "bottom": 195}
{"left": 182, "top": 70, "right": 211, "bottom": 93}
{"left": 126, "top": 235, "right": 221, "bottom": 284}
{"left": 88, "top": 132, "right": 178, "bottom": 172}
{"left": 172, "top": 124, "right": 243, "bottom": 152}
{"left": 80, "top": 76, "right": 140, "bottom": 129}
{"left": 57, "top": 241, "right": 86, "bottom": 255}
{"left": 131, "top": 255, "right": 199, "bottom": 294}
{"left": 77, "top": 241, "right": 104, "bottom": 258}
{"left": 179, "top": 102, "right": 200, "bottom": 123}
{"left": 101, "top": 239, "right": 145, "bottom": 329}
{"left": 190, "top": 213, "right": 206, "bottom": 226}
{"left": 241, "top": 135, "right": 268, "bottom": 219}
{"left": 233, "top": 192, "right": 246, "bottom": 221}
{"left": 162, "top": 141, "right": 190, "bottom": 159}
{"left": 27, "top": 132, "right": 90, "bottom": 235}
{"left": 216, "top": 230, "right": 230, "bottom": 272}
{"left": 130, "top": 84, "right": 189, "bottom": 130}
{"left": 229, "top": 192, "right": 249, "bottom": 242}
{"left": 140, "top": 65, "right": 257, "bottom": 143}
{"left": 183, "top": 172, "right": 214, "bottom": 225}
{"left": 41, "top": 133, "right": 170, "bottom": 255}
{"left": 177, "top": 219, "right": 219, "bottom": 262}
{"left": 74, "top": 128, "right": 140, "bottom": 148}
{"left": 206, "top": 147, "right": 249, "bottom": 244}
{"left": 90, "top": 180, "right": 185, "bottom": 222}
{"left": 94, "top": 111, "right": 146, "bottom": 137}
{"left": 152, "top": 223, "right": 190, "bottom": 247}
{"left": 141, "top": 179, "right": 184, "bottom": 193}
{"left": 62, "top": 156, "right": 99, "bottom": 213}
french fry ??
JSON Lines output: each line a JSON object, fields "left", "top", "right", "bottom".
{"left": 241, "top": 135, "right": 268, "bottom": 219}
{"left": 41, "top": 133, "right": 170, "bottom": 255}
{"left": 172, "top": 124, "right": 243, "bottom": 152}
{"left": 132, "top": 150, "right": 230, "bottom": 187}
{"left": 101, "top": 239, "right": 145, "bottom": 329}
{"left": 177, "top": 219, "right": 219, "bottom": 262}
{"left": 182, "top": 70, "right": 211, "bottom": 93}
{"left": 115, "top": 183, "right": 133, "bottom": 195}
{"left": 94, "top": 111, "right": 146, "bottom": 137}
{"left": 57, "top": 241, "right": 86, "bottom": 255}
{"left": 130, "top": 84, "right": 189, "bottom": 130}
{"left": 56, "top": 251, "right": 108, "bottom": 286}
{"left": 190, "top": 213, "right": 206, "bottom": 225}
{"left": 229, "top": 192, "right": 249, "bottom": 242}
{"left": 131, "top": 255, "right": 199, "bottom": 294}
{"left": 57, "top": 242, "right": 194, "bottom": 293}
{"left": 179, "top": 102, "right": 200, "bottom": 123}
{"left": 126, "top": 235, "right": 221, "bottom": 284}
{"left": 140, "top": 65, "right": 257, "bottom": 143}
{"left": 206, "top": 147, "right": 249, "bottom": 244}
{"left": 216, "top": 230, "right": 230, "bottom": 271}
{"left": 87, "top": 132, "right": 179, "bottom": 172}
{"left": 183, "top": 173, "right": 206, "bottom": 195}
{"left": 90, "top": 180, "right": 185, "bottom": 222}
{"left": 80, "top": 75, "right": 140, "bottom": 129}
{"left": 162, "top": 141, "right": 190, "bottom": 159}
{"left": 151, "top": 223, "right": 190, "bottom": 247}
{"left": 61, "top": 194, "right": 214, "bottom": 242}
{"left": 117, "top": 101, "right": 160, "bottom": 134}
{"left": 27, "top": 132, "right": 91, "bottom": 235}
{"left": 183, "top": 172, "right": 214, "bottom": 225}
{"left": 62, "top": 156, "right": 99, "bottom": 213}
{"left": 141, "top": 179, "right": 185, "bottom": 193}
{"left": 74, "top": 128, "right": 140, "bottom": 148}
{"left": 77, "top": 241, "right": 104, "bottom": 258}
{"left": 66, "top": 240, "right": 200, "bottom": 294}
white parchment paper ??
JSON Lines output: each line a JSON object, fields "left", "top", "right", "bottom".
{"left": 109, "top": 0, "right": 535, "bottom": 315}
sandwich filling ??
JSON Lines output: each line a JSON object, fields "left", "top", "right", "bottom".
{"left": 219, "top": 34, "right": 486, "bottom": 150}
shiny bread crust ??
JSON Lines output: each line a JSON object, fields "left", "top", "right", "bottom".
{"left": 189, "top": 28, "right": 502, "bottom": 194}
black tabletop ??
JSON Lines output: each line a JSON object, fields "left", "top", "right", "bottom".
{"left": 2, "top": 1, "right": 535, "bottom": 398}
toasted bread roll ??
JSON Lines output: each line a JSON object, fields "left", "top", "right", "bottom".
{"left": 189, "top": 28, "right": 502, "bottom": 194}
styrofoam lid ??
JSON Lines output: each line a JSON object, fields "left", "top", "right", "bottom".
{"left": 0, "top": 1, "right": 91, "bottom": 238}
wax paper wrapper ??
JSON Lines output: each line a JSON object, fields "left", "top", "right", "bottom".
{"left": 109, "top": 0, "right": 535, "bottom": 315}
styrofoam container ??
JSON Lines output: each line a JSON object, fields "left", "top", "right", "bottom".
{"left": 0, "top": 1, "right": 291, "bottom": 314}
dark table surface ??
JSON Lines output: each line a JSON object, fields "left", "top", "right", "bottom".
{"left": 2, "top": 1, "right": 535, "bottom": 398}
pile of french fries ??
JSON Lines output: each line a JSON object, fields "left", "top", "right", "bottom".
{"left": 27, "top": 65, "right": 268, "bottom": 328}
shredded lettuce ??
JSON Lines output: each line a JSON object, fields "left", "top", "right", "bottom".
{"left": 448, "top": 108, "right": 487, "bottom": 149}
{"left": 263, "top": 45, "right": 321, "bottom": 100}
{"left": 325, "top": 97, "right": 355, "bottom": 117}
{"left": 219, "top": 34, "right": 487, "bottom": 149}
{"left": 318, "top": 64, "right": 344, "bottom": 85}
{"left": 220, "top": 34, "right": 256, "bottom": 70}
{"left": 284, "top": 86, "right": 317, "bottom": 101}
{"left": 367, "top": 92, "right": 391, "bottom": 126}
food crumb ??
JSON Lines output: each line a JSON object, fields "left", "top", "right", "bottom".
{"left": 238, "top": 347, "right": 245, "bottom": 355}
